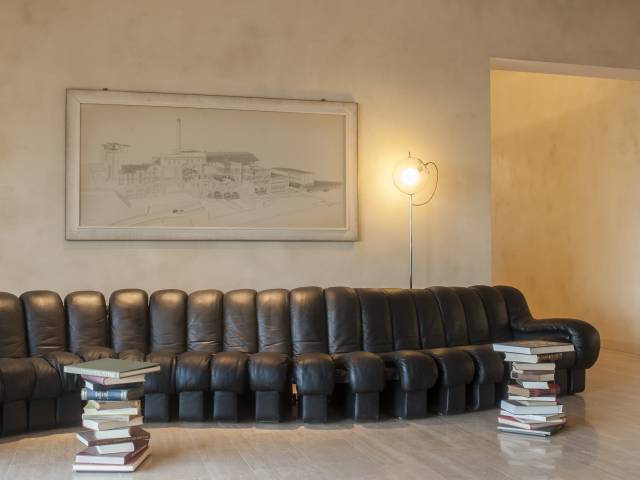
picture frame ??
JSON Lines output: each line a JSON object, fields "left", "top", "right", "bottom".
{"left": 66, "top": 89, "right": 358, "bottom": 241}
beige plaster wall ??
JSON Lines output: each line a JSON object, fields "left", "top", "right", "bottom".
{"left": 1, "top": 0, "right": 640, "bottom": 297}
{"left": 492, "top": 70, "right": 640, "bottom": 353}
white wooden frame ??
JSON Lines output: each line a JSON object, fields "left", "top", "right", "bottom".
{"left": 66, "top": 89, "right": 358, "bottom": 241}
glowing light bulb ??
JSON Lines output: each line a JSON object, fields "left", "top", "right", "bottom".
{"left": 400, "top": 168, "right": 420, "bottom": 187}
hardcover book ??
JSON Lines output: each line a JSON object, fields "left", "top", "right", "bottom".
{"left": 81, "top": 386, "right": 144, "bottom": 401}
{"left": 64, "top": 358, "right": 160, "bottom": 379}
{"left": 76, "top": 427, "right": 150, "bottom": 447}
{"left": 72, "top": 447, "right": 151, "bottom": 472}
{"left": 493, "top": 340, "right": 574, "bottom": 355}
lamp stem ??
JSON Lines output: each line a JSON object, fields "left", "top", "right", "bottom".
{"left": 409, "top": 193, "right": 413, "bottom": 289}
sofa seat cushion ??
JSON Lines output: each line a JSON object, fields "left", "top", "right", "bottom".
{"left": 332, "top": 351, "right": 385, "bottom": 393}
{"left": 145, "top": 351, "right": 176, "bottom": 394}
{"left": 0, "top": 358, "right": 35, "bottom": 401}
{"left": 293, "top": 353, "right": 334, "bottom": 396}
{"left": 379, "top": 350, "right": 437, "bottom": 392}
{"left": 249, "top": 352, "right": 290, "bottom": 392}
{"left": 29, "top": 357, "right": 62, "bottom": 399}
{"left": 118, "top": 350, "right": 145, "bottom": 361}
{"left": 43, "top": 351, "right": 82, "bottom": 392}
{"left": 211, "top": 351, "right": 248, "bottom": 394}
{"left": 422, "top": 348, "right": 474, "bottom": 387}
{"left": 176, "top": 352, "right": 211, "bottom": 392}
{"left": 454, "top": 344, "right": 504, "bottom": 384}
{"left": 77, "top": 347, "right": 116, "bottom": 362}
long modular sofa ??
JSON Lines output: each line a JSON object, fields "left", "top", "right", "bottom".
{"left": 0, "top": 286, "right": 600, "bottom": 436}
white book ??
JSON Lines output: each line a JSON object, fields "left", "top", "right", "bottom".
{"left": 499, "top": 410, "right": 565, "bottom": 422}
{"left": 82, "top": 416, "right": 143, "bottom": 431}
{"left": 519, "top": 381, "right": 552, "bottom": 389}
{"left": 83, "top": 407, "right": 141, "bottom": 416}
{"left": 498, "top": 426, "right": 558, "bottom": 437}
{"left": 512, "top": 362, "right": 556, "bottom": 371}
{"left": 84, "top": 400, "right": 140, "bottom": 411}
{"left": 508, "top": 395, "right": 557, "bottom": 402}
{"left": 504, "top": 353, "right": 559, "bottom": 363}
{"left": 500, "top": 400, "right": 564, "bottom": 415}
{"left": 493, "top": 341, "right": 574, "bottom": 355}
{"left": 73, "top": 448, "right": 151, "bottom": 472}
{"left": 96, "top": 442, "right": 136, "bottom": 454}
{"left": 85, "top": 428, "right": 132, "bottom": 440}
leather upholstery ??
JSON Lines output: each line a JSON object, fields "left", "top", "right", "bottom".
{"left": 0, "top": 292, "right": 28, "bottom": 358}
{"left": 109, "top": 289, "right": 149, "bottom": 354}
{"left": 290, "top": 287, "right": 327, "bottom": 356}
{"left": 150, "top": 290, "right": 187, "bottom": 353}
{"left": 43, "top": 351, "right": 82, "bottom": 392}
{"left": 145, "top": 351, "right": 176, "bottom": 394}
{"left": 249, "top": 352, "right": 290, "bottom": 392}
{"left": 429, "top": 287, "right": 469, "bottom": 347}
{"left": 211, "top": 351, "right": 248, "bottom": 393}
{"left": 326, "top": 287, "right": 362, "bottom": 354}
{"left": 175, "top": 351, "right": 211, "bottom": 392}
{"left": 187, "top": 290, "right": 223, "bottom": 353}
{"left": 21, "top": 291, "right": 67, "bottom": 355}
{"left": 0, "top": 358, "right": 35, "bottom": 401}
{"left": 332, "top": 351, "right": 385, "bottom": 393}
{"left": 223, "top": 290, "right": 257, "bottom": 353}
{"left": 470, "top": 285, "right": 512, "bottom": 341}
{"left": 29, "top": 357, "right": 62, "bottom": 399}
{"left": 379, "top": 350, "right": 437, "bottom": 391}
{"left": 0, "top": 285, "right": 600, "bottom": 435}
{"left": 256, "top": 289, "right": 291, "bottom": 354}
{"left": 496, "top": 286, "right": 600, "bottom": 369}
{"left": 293, "top": 352, "right": 334, "bottom": 395}
{"left": 65, "top": 291, "right": 108, "bottom": 354}
{"left": 357, "top": 288, "right": 393, "bottom": 353}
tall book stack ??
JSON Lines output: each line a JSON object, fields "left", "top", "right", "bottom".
{"left": 492, "top": 340, "right": 575, "bottom": 437}
{"left": 64, "top": 358, "right": 160, "bottom": 473}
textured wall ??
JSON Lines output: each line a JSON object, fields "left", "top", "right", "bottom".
{"left": 1, "top": 0, "right": 640, "bottom": 297}
{"left": 492, "top": 70, "right": 640, "bottom": 353}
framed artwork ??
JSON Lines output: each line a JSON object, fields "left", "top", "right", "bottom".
{"left": 66, "top": 89, "right": 357, "bottom": 241}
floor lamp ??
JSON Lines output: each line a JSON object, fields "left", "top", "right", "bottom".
{"left": 392, "top": 153, "right": 439, "bottom": 288}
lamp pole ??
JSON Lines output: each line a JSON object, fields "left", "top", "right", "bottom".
{"left": 409, "top": 193, "right": 413, "bottom": 289}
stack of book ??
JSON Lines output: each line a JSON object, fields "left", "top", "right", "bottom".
{"left": 64, "top": 358, "right": 160, "bottom": 473}
{"left": 492, "top": 340, "right": 575, "bottom": 437}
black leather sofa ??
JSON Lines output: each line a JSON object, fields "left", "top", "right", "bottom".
{"left": 0, "top": 286, "right": 600, "bottom": 436}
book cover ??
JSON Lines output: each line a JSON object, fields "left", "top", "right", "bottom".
{"left": 76, "top": 441, "right": 148, "bottom": 464}
{"left": 503, "top": 352, "right": 563, "bottom": 363}
{"left": 82, "top": 415, "right": 143, "bottom": 431}
{"left": 81, "top": 386, "right": 144, "bottom": 401}
{"left": 83, "top": 374, "right": 146, "bottom": 387}
{"left": 76, "top": 427, "right": 150, "bottom": 446}
{"left": 84, "top": 400, "right": 141, "bottom": 411}
{"left": 500, "top": 400, "right": 564, "bottom": 415}
{"left": 493, "top": 340, "right": 574, "bottom": 355}
{"left": 64, "top": 358, "right": 160, "bottom": 379}
{"left": 73, "top": 447, "right": 151, "bottom": 472}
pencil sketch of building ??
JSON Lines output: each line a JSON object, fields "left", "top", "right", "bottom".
{"left": 80, "top": 117, "right": 343, "bottom": 229}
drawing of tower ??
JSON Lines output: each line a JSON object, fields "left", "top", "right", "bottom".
{"left": 102, "top": 142, "right": 130, "bottom": 181}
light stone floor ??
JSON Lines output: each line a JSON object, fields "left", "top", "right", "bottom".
{"left": 1, "top": 348, "right": 638, "bottom": 480}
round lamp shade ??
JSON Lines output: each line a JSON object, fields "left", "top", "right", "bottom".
{"left": 392, "top": 155, "right": 430, "bottom": 195}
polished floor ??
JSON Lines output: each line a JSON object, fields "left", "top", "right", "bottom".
{"left": 0, "top": 349, "right": 638, "bottom": 479}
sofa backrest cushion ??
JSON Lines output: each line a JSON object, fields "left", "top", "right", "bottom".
{"left": 429, "top": 287, "right": 469, "bottom": 347}
{"left": 472, "top": 286, "right": 512, "bottom": 341}
{"left": 386, "top": 289, "right": 421, "bottom": 351}
{"left": 256, "top": 289, "right": 291, "bottom": 354}
{"left": 223, "top": 289, "right": 257, "bottom": 353}
{"left": 453, "top": 287, "right": 491, "bottom": 345}
{"left": 109, "top": 289, "right": 149, "bottom": 354}
{"left": 65, "top": 291, "right": 108, "bottom": 353}
{"left": 21, "top": 290, "right": 67, "bottom": 355}
{"left": 150, "top": 289, "right": 187, "bottom": 353}
{"left": 186, "top": 290, "right": 223, "bottom": 353}
{"left": 357, "top": 288, "right": 393, "bottom": 353}
{"left": 290, "top": 287, "right": 327, "bottom": 356}
{"left": 326, "top": 287, "right": 361, "bottom": 354}
{"left": 411, "top": 289, "right": 446, "bottom": 349}
{"left": 0, "top": 292, "right": 28, "bottom": 358}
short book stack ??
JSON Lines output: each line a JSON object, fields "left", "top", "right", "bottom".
{"left": 64, "top": 358, "right": 160, "bottom": 473}
{"left": 492, "top": 340, "right": 575, "bottom": 437}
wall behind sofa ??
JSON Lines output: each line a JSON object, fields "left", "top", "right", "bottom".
{"left": 492, "top": 70, "right": 640, "bottom": 354}
{"left": 1, "top": 0, "right": 640, "bottom": 297}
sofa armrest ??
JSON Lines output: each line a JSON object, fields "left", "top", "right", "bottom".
{"left": 512, "top": 317, "right": 600, "bottom": 369}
